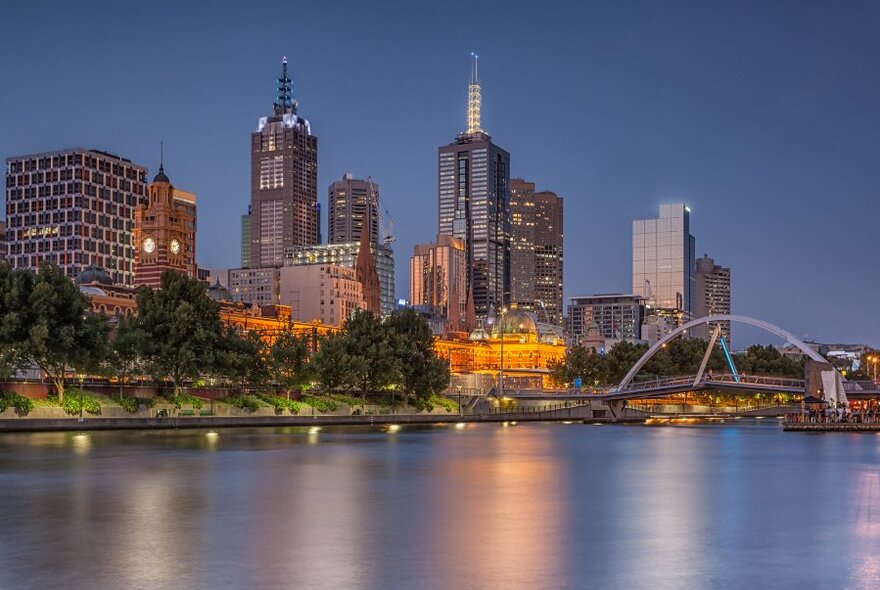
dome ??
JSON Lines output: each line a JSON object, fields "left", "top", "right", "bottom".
{"left": 206, "top": 280, "right": 233, "bottom": 302}
{"left": 490, "top": 308, "right": 537, "bottom": 337}
{"left": 152, "top": 166, "right": 170, "bottom": 183}
{"left": 79, "top": 286, "right": 108, "bottom": 297}
{"left": 468, "top": 327, "right": 490, "bottom": 341}
{"left": 76, "top": 265, "right": 113, "bottom": 286}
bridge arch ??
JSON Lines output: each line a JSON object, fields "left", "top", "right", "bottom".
{"left": 615, "top": 314, "right": 828, "bottom": 391}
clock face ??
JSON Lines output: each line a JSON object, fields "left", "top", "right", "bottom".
{"left": 170, "top": 239, "right": 181, "bottom": 255}
{"left": 143, "top": 237, "right": 156, "bottom": 254}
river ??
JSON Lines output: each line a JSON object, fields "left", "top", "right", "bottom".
{"left": 0, "top": 420, "right": 877, "bottom": 589}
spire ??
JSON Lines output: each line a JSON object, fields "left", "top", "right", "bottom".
{"left": 152, "top": 141, "right": 169, "bottom": 183}
{"left": 274, "top": 56, "right": 296, "bottom": 116}
{"left": 466, "top": 52, "right": 483, "bottom": 135}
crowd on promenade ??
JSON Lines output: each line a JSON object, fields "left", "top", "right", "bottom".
{"left": 787, "top": 404, "right": 880, "bottom": 425}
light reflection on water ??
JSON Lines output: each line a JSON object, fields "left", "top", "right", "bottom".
{"left": 0, "top": 422, "right": 876, "bottom": 589}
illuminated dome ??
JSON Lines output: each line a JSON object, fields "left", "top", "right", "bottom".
{"left": 468, "top": 327, "right": 490, "bottom": 341}
{"left": 490, "top": 308, "right": 537, "bottom": 337}
{"left": 75, "top": 266, "right": 113, "bottom": 286}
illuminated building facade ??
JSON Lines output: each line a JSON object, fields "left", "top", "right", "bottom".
{"left": 5, "top": 148, "right": 147, "bottom": 286}
{"left": 632, "top": 203, "right": 696, "bottom": 322}
{"left": 694, "top": 254, "right": 731, "bottom": 341}
{"left": 438, "top": 54, "right": 510, "bottom": 319}
{"left": 509, "top": 179, "right": 564, "bottom": 325}
{"left": 410, "top": 234, "right": 467, "bottom": 332}
{"left": 434, "top": 308, "right": 566, "bottom": 391}
{"left": 133, "top": 164, "right": 197, "bottom": 288}
{"left": 285, "top": 242, "right": 395, "bottom": 316}
{"left": 249, "top": 58, "right": 319, "bottom": 267}
{"left": 279, "top": 264, "right": 364, "bottom": 327}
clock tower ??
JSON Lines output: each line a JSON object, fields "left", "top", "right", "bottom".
{"left": 133, "top": 162, "right": 197, "bottom": 289}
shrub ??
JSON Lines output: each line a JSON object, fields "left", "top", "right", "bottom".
{"left": 158, "top": 391, "right": 204, "bottom": 410}
{"left": 301, "top": 395, "right": 338, "bottom": 413}
{"left": 410, "top": 394, "right": 459, "bottom": 413}
{"left": 0, "top": 391, "right": 35, "bottom": 415}
{"left": 224, "top": 395, "right": 262, "bottom": 412}
{"left": 257, "top": 394, "right": 302, "bottom": 414}
{"left": 330, "top": 393, "right": 364, "bottom": 408}
{"left": 119, "top": 397, "right": 156, "bottom": 413}
{"left": 62, "top": 389, "right": 102, "bottom": 415}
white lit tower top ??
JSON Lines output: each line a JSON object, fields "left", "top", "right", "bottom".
{"left": 467, "top": 52, "right": 483, "bottom": 135}
{"left": 257, "top": 57, "right": 311, "bottom": 135}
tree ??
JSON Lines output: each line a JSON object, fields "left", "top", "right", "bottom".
{"left": 215, "top": 326, "right": 269, "bottom": 391}
{"left": 269, "top": 325, "right": 314, "bottom": 398}
{"left": 313, "top": 331, "right": 363, "bottom": 391}
{"left": 549, "top": 344, "right": 606, "bottom": 387}
{"left": 18, "top": 263, "right": 109, "bottom": 401}
{"left": 384, "top": 309, "right": 450, "bottom": 402}
{"left": 0, "top": 263, "right": 32, "bottom": 381}
{"left": 136, "top": 270, "right": 225, "bottom": 396}
{"left": 313, "top": 310, "right": 399, "bottom": 400}
{"left": 106, "top": 315, "right": 144, "bottom": 398}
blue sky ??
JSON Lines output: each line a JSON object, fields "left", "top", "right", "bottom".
{"left": 2, "top": 0, "right": 878, "bottom": 347}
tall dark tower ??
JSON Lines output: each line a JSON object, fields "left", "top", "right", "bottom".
{"left": 249, "top": 57, "right": 319, "bottom": 268}
{"left": 438, "top": 53, "right": 510, "bottom": 319}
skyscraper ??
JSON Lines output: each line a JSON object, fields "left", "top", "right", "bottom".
{"left": 133, "top": 162, "right": 197, "bottom": 288}
{"left": 249, "top": 57, "right": 318, "bottom": 268}
{"left": 632, "top": 203, "right": 696, "bottom": 324}
{"left": 694, "top": 254, "right": 731, "bottom": 341}
{"left": 438, "top": 54, "right": 510, "bottom": 318}
{"left": 410, "top": 234, "right": 468, "bottom": 332}
{"left": 509, "top": 179, "right": 564, "bottom": 325}
{"left": 328, "top": 174, "right": 379, "bottom": 245}
{"left": 5, "top": 148, "right": 147, "bottom": 286}
{"left": 240, "top": 208, "right": 251, "bottom": 268}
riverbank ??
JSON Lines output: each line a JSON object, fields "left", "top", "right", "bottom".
{"left": 0, "top": 404, "right": 613, "bottom": 432}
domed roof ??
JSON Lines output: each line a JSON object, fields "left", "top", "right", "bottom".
{"left": 206, "top": 280, "right": 233, "bottom": 302}
{"left": 152, "top": 164, "right": 170, "bottom": 183}
{"left": 468, "top": 327, "right": 490, "bottom": 341}
{"left": 76, "top": 265, "right": 113, "bottom": 286}
{"left": 490, "top": 307, "right": 537, "bottom": 337}
{"left": 79, "top": 285, "right": 108, "bottom": 297}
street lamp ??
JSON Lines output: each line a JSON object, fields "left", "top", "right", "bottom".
{"left": 487, "top": 302, "right": 508, "bottom": 399}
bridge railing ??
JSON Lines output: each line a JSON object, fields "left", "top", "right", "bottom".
{"left": 611, "top": 373, "right": 805, "bottom": 394}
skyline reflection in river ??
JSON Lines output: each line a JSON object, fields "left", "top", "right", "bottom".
{"left": 0, "top": 422, "right": 877, "bottom": 589}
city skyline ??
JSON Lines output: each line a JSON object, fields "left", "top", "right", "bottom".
{"left": 2, "top": 1, "right": 879, "bottom": 346}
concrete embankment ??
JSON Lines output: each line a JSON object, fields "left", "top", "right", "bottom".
{"left": 0, "top": 405, "right": 618, "bottom": 432}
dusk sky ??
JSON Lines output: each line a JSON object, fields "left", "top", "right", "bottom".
{"left": 2, "top": 0, "right": 878, "bottom": 347}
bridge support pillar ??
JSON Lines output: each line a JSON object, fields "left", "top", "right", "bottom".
{"left": 608, "top": 400, "right": 626, "bottom": 422}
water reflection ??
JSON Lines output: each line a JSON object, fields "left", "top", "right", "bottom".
{"left": 0, "top": 423, "right": 876, "bottom": 589}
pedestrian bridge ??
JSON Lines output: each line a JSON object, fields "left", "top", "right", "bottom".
{"left": 594, "top": 372, "right": 806, "bottom": 401}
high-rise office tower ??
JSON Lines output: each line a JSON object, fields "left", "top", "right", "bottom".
{"left": 410, "top": 234, "right": 468, "bottom": 331}
{"left": 133, "top": 162, "right": 198, "bottom": 289}
{"left": 632, "top": 203, "right": 696, "bottom": 324}
{"left": 509, "top": 179, "right": 564, "bottom": 325}
{"left": 249, "top": 57, "right": 318, "bottom": 268}
{"left": 694, "top": 254, "right": 731, "bottom": 341}
{"left": 240, "top": 208, "right": 251, "bottom": 268}
{"left": 5, "top": 148, "right": 148, "bottom": 286}
{"left": 438, "top": 54, "right": 510, "bottom": 318}
{"left": 328, "top": 173, "right": 379, "bottom": 245}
